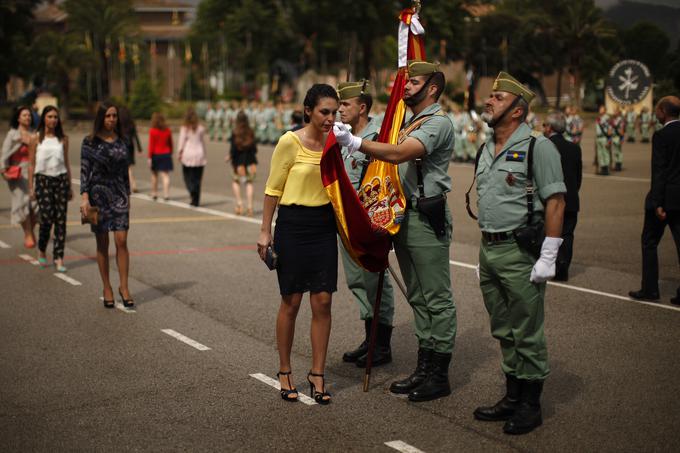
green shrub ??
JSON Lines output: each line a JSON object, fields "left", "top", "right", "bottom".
{"left": 129, "top": 76, "right": 162, "bottom": 120}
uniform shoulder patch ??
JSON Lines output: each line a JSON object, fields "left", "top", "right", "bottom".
{"left": 505, "top": 151, "right": 526, "bottom": 162}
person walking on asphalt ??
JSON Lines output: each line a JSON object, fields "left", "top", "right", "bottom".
{"left": 336, "top": 79, "right": 396, "bottom": 369}
{"left": 80, "top": 101, "right": 134, "bottom": 309}
{"left": 257, "top": 84, "right": 339, "bottom": 405}
{"left": 178, "top": 107, "right": 207, "bottom": 207}
{"left": 543, "top": 112, "right": 582, "bottom": 282}
{"left": 471, "top": 72, "right": 566, "bottom": 435}
{"left": 629, "top": 96, "right": 680, "bottom": 305}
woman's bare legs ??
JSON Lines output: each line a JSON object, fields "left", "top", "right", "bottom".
{"left": 245, "top": 164, "right": 256, "bottom": 216}
{"left": 113, "top": 230, "right": 130, "bottom": 299}
{"left": 95, "top": 233, "right": 113, "bottom": 300}
{"left": 150, "top": 171, "right": 158, "bottom": 198}
{"left": 309, "top": 291, "right": 332, "bottom": 398}
{"left": 277, "top": 293, "right": 303, "bottom": 394}
{"left": 160, "top": 171, "right": 170, "bottom": 199}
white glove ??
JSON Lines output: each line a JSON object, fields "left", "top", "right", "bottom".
{"left": 530, "top": 237, "right": 563, "bottom": 283}
{"left": 475, "top": 264, "right": 480, "bottom": 281}
{"left": 333, "top": 122, "right": 362, "bottom": 153}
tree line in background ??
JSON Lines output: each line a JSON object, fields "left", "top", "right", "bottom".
{"left": 1, "top": 0, "right": 679, "bottom": 118}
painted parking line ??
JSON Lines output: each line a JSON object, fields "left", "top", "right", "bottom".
{"left": 0, "top": 240, "right": 10, "bottom": 248}
{"left": 385, "top": 440, "right": 426, "bottom": 453}
{"left": 18, "top": 254, "right": 40, "bottom": 265}
{"left": 249, "top": 373, "right": 317, "bottom": 406}
{"left": 53, "top": 273, "right": 82, "bottom": 286}
{"left": 161, "top": 329, "right": 211, "bottom": 351}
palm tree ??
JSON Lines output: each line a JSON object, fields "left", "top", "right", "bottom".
{"left": 556, "top": 0, "right": 615, "bottom": 108}
{"left": 62, "top": 0, "right": 137, "bottom": 98}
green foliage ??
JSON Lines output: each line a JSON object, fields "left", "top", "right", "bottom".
{"left": 129, "top": 76, "right": 162, "bottom": 120}
{"left": 0, "top": 0, "right": 40, "bottom": 100}
{"left": 620, "top": 22, "right": 671, "bottom": 78}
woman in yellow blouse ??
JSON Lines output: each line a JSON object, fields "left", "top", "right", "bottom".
{"left": 258, "top": 84, "right": 339, "bottom": 404}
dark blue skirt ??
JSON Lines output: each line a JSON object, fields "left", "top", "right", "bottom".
{"left": 151, "top": 153, "right": 173, "bottom": 172}
{"left": 273, "top": 204, "right": 337, "bottom": 295}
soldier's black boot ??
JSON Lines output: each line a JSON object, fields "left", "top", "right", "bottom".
{"left": 389, "top": 348, "right": 433, "bottom": 394}
{"left": 343, "top": 319, "right": 371, "bottom": 363}
{"left": 356, "top": 323, "right": 393, "bottom": 368}
{"left": 473, "top": 374, "right": 521, "bottom": 421}
{"left": 408, "top": 351, "right": 452, "bottom": 402}
{"left": 614, "top": 162, "right": 622, "bottom": 171}
{"left": 600, "top": 166, "right": 609, "bottom": 175}
{"left": 503, "top": 380, "right": 544, "bottom": 435}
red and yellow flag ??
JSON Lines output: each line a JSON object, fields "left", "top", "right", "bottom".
{"left": 321, "top": 7, "right": 426, "bottom": 272}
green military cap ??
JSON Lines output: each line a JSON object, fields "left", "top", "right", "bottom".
{"left": 337, "top": 79, "right": 370, "bottom": 100}
{"left": 407, "top": 60, "right": 440, "bottom": 77}
{"left": 492, "top": 71, "right": 535, "bottom": 103}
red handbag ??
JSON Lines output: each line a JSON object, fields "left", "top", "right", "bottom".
{"left": 4, "top": 165, "right": 21, "bottom": 180}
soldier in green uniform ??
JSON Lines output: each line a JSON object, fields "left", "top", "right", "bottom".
{"left": 472, "top": 72, "right": 566, "bottom": 435}
{"left": 640, "top": 106, "right": 653, "bottom": 143}
{"left": 595, "top": 105, "right": 612, "bottom": 175}
{"left": 334, "top": 60, "right": 457, "bottom": 402}
{"left": 611, "top": 108, "right": 626, "bottom": 171}
{"left": 336, "top": 80, "right": 396, "bottom": 368}
{"left": 625, "top": 106, "right": 637, "bottom": 143}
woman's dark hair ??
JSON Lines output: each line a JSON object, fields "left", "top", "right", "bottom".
{"left": 37, "top": 105, "right": 64, "bottom": 143}
{"left": 89, "top": 101, "right": 122, "bottom": 140}
{"left": 10, "top": 105, "right": 31, "bottom": 129}
{"left": 184, "top": 107, "right": 199, "bottom": 130}
{"left": 118, "top": 105, "right": 136, "bottom": 140}
{"left": 233, "top": 111, "right": 254, "bottom": 149}
{"left": 302, "top": 83, "right": 339, "bottom": 123}
{"left": 151, "top": 111, "right": 166, "bottom": 129}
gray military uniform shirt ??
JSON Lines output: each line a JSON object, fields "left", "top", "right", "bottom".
{"left": 476, "top": 123, "right": 566, "bottom": 232}
{"left": 398, "top": 103, "right": 455, "bottom": 203}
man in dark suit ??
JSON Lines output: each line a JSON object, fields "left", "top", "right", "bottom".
{"left": 543, "top": 112, "right": 582, "bottom": 281}
{"left": 629, "top": 96, "right": 680, "bottom": 304}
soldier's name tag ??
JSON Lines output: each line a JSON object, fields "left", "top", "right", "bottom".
{"left": 506, "top": 151, "right": 526, "bottom": 162}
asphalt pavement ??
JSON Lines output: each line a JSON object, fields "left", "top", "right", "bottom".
{"left": 0, "top": 124, "right": 678, "bottom": 452}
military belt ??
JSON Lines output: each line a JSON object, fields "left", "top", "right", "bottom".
{"left": 482, "top": 231, "right": 513, "bottom": 243}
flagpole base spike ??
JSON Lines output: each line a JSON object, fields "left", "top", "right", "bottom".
{"left": 363, "top": 373, "right": 370, "bottom": 392}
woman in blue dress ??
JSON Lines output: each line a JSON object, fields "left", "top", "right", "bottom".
{"left": 80, "top": 101, "right": 134, "bottom": 309}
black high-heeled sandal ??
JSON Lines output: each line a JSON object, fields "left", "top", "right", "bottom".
{"left": 118, "top": 288, "right": 135, "bottom": 308}
{"left": 102, "top": 291, "right": 115, "bottom": 309}
{"left": 307, "top": 371, "right": 331, "bottom": 405}
{"left": 276, "top": 371, "right": 298, "bottom": 402}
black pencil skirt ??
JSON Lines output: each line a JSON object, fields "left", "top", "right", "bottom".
{"left": 273, "top": 204, "right": 338, "bottom": 296}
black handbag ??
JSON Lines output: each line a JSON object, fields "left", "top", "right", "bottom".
{"left": 264, "top": 245, "right": 278, "bottom": 270}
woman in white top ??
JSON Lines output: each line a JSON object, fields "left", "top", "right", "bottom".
{"left": 178, "top": 107, "right": 207, "bottom": 206}
{"left": 28, "top": 106, "right": 72, "bottom": 272}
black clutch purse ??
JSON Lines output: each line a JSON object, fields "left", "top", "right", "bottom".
{"left": 264, "top": 245, "right": 278, "bottom": 271}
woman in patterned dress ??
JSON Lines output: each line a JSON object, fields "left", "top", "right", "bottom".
{"left": 80, "top": 102, "right": 134, "bottom": 309}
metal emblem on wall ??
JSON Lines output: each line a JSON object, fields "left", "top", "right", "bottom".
{"left": 606, "top": 60, "right": 652, "bottom": 105}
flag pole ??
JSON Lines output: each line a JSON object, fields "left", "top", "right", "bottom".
{"left": 363, "top": 267, "right": 386, "bottom": 392}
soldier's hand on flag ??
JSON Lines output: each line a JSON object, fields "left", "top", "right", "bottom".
{"left": 333, "top": 122, "right": 362, "bottom": 153}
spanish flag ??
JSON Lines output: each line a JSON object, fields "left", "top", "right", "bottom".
{"left": 320, "top": 7, "right": 425, "bottom": 273}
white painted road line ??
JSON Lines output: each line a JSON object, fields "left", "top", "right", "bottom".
{"left": 0, "top": 240, "right": 10, "bottom": 248}
{"left": 582, "top": 173, "right": 649, "bottom": 183}
{"left": 161, "top": 329, "right": 211, "bottom": 351}
{"left": 385, "top": 440, "right": 426, "bottom": 453}
{"left": 115, "top": 302, "right": 137, "bottom": 313}
{"left": 249, "top": 373, "right": 317, "bottom": 406}
{"left": 53, "top": 273, "right": 82, "bottom": 286}
{"left": 18, "top": 254, "right": 40, "bottom": 265}
{"left": 448, "top": 259, "right": 680, "bottom": 313}
{"left": 134, "top": 193, "right": 261, "bottom": 225}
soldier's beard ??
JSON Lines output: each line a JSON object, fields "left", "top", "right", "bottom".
{"left": 481, "top": 111, "right": 494, "bottom": 124}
